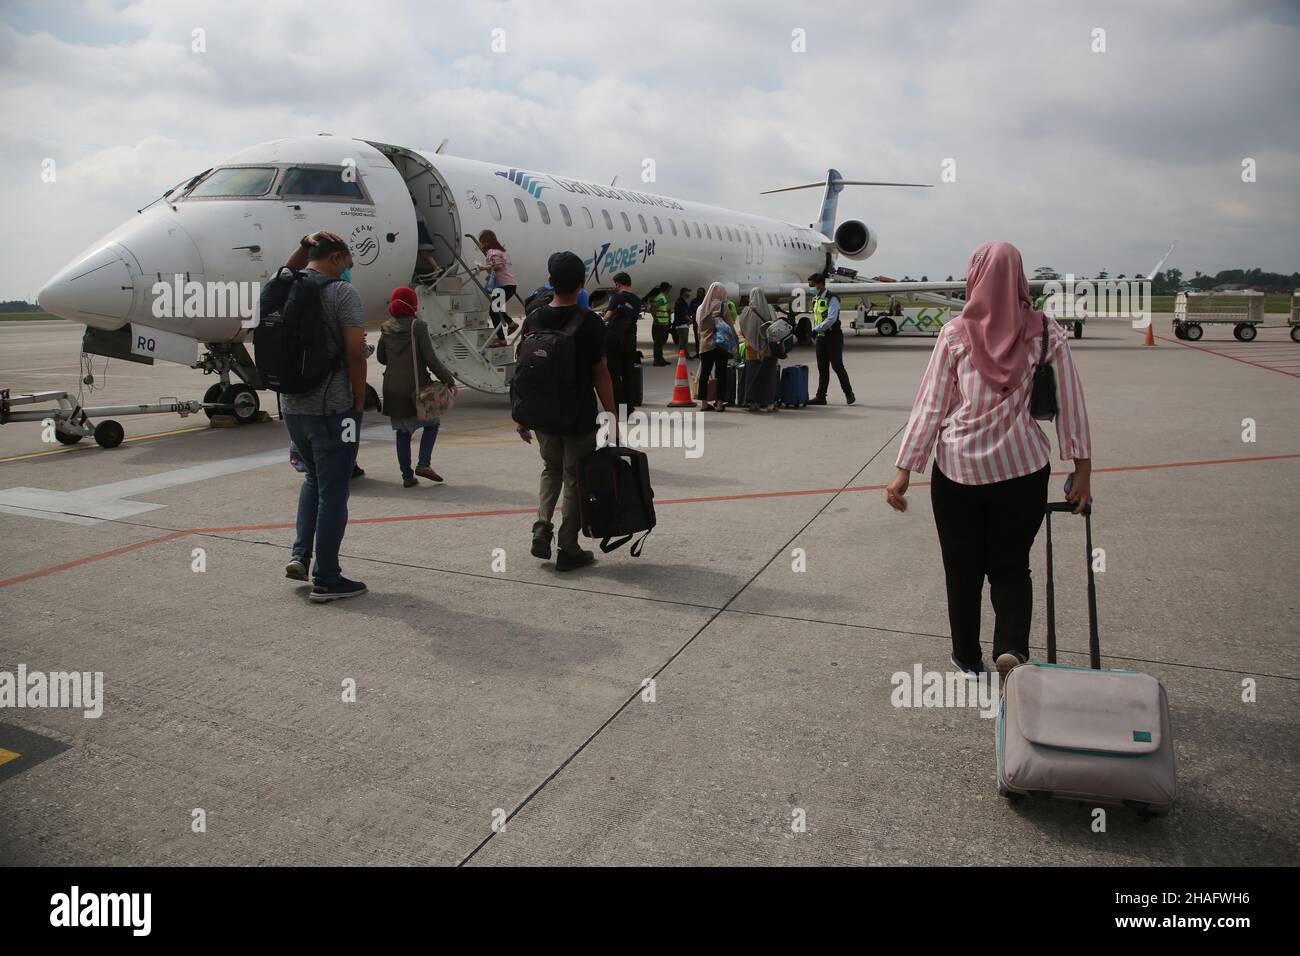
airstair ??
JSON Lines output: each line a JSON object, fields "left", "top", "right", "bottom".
{"left": 416, "top": 236, "right": 520, "bottom": 395}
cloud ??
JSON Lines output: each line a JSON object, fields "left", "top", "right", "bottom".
{"left": 1, "top": 0, "right": 1297, "bottom": 299}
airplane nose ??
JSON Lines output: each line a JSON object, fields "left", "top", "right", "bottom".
{"left": 37, "top": 243, "right": 136, "bottom": 329}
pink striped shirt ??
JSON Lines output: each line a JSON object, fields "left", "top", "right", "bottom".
{"left": 896, "top": 318, "right": 1091, "bottom": 485}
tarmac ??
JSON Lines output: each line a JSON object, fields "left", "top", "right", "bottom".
{"left": 0, "top": 317, "right": 1296, "bottom": 866}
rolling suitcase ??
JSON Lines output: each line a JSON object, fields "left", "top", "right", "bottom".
{"left": 730, "top": 361, "right": 746, "bottom": 406}
{"left": 779, "top": 364, "right": 809, "bottom": 408}
{"left": 577, "top": 444, "right": 655, "bottom": 556}
{"left": 997, "top": 502, "right": 1177, "bottom": 817}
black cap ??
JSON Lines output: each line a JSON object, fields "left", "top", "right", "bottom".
{"left": 548, "top": 251, "right": 586, "bottom": 293}
{"left": 807, "top": 272, "right": 826, "bottom": 284}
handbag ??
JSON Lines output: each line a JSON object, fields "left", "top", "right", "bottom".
{"left": 713, "top": 317, "right": 738, "bottom": 354}
{"left": 1029, "top": 314, "right": 1058, "bottom": 421}
{"left": 762, "top": 317, "right": 795, "bottom": 359}
{"left": 410, "top": 324, "right": 453, "bottom": 421}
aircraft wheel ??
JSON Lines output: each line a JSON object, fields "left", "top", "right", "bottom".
{"left": 1184, "top": 323, "right": 1203, "bottom": 341}
{"left": 203, "top": 383, "right": 225, "bottom": 420}
{"left": 54, "top": 427, "right": 83, "bottom": 445}
{"left": 1073, "top": 323, "right": 1083, "bottom": 339}
{"left": 94, "top": 420, "right": 125, "bottom": 449}
{"left": 222, "top": 384, "right": 260, "bottom": 424}
{"left": 1291, "top": 326, "right": 1300, "bottom": 343}
{"left": 876, "top": 318, "right": 897, "bottom": 337}
{"left": 1234, "top": 323, "right": 1257, "bottom": 342}
{"left": 364, "top": 383, "right": 382, "bottom": 413}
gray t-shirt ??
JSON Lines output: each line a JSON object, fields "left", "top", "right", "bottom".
{"left": 281, "top": 269, "right": 365, "bottom": 416}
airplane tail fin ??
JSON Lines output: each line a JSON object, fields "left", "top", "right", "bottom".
{"left": 760, "top": 172, "right": 932, "bottom": 237}
{"left": 818, "top": 168, "right": 845, "bottom": 237}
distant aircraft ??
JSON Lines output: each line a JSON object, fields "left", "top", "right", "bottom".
{"left": 37, "top": 134, "right": 937, "bottom": 420}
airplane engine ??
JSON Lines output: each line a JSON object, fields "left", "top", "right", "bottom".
{"left": 832, "top": 219, "right": 878, "bottom": 260}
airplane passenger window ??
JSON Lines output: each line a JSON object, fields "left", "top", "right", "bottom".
{"left": 745, "top": 232, "right": 752, "bottom": 244}
{"left": 704, "top": 224, "right": 712, "bottom": 240}
{"left": 189, "top": 166, "right": 277, "bottom": 198}
{"left": 602, "top": 209, "right": 614, "bottom": 230}
{"left": 637, "top": 214, "right": 647, "bottom": 233}
{"left": 582, "top": 206, "right": 594, "bottom": 228}
{"left": 487, "top": 195, "right": 502, "bottom": 221}
{"left": 559, "top": 203, "right": 573, "bottom": 226}
{"left": 726, "top": 227, "right": 734, "bottom": 242}
{"left": 514, "top": 198, "right": 529, "bottom": 223}
{"left": 277, "top": 167, "right": 366, "bottom": 200}
{"left": 653, "top": 216, "right": 662, "bottom": 235}
{"left": 693, "top": 222, "right": 701, "bottom": 238}
{"left": 669, "top": 220, "right": 677, "bottom": 236}
{"left": 620, "top": 212, "right": 631, "bottom": 231}
{"left": 537, "top": 201, "right": 551, "bottom": 225}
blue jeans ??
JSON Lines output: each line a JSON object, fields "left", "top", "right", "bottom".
{"left": 284, "top": 412, "right": 361, "bottom": 585}
{"left": 395, "top": 421, "right": 440, "bottom": 478}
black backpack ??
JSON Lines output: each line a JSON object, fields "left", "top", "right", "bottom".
{"left": 605, "top": 294, "right": 640, "bottom": 350}
{"left": 254, "top": 269, "right": 342, "bottom": 394}
{"left": 510, "top": 307, "right": 588, "bottom": 432}
{"left": 578, "top": 444, "right": 655, "bottom": 555}
{"left": 523, "top": 286, "right": 555, "bottom": 315}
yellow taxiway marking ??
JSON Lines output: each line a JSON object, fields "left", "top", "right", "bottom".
{"left": 0, "top": 424, "right": 212, "bottom": 464}
{"left": 0, "top": 748, "right": 18, "bottom": 767}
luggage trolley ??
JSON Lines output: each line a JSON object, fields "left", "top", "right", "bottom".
{"left": 1171, "top": 290, "right": 1264, "bottom": 342}
{"left": 1290, "top": 289, "right": 1300, "bottom": 343}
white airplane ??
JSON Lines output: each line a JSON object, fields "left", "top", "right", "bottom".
{"left": 35, "top": 134, "right": 929, "bottom": 429}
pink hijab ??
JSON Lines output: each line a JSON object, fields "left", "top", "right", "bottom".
{"left": 952, "top": 241, "right": 1044, "bottom": 393}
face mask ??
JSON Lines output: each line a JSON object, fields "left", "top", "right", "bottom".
{"left": 339, "top": 267, "right": 353, "bottom": 282}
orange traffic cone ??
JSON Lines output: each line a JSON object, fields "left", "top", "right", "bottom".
{"left": 668, "top": 349, "right": 695, "bottom": 406}
{"left": 1144, "top": 322, "right": 1155, "bottom": 347}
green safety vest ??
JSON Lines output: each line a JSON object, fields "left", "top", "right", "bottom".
{"left": 653, "top": 293, "right": 670, "bottom": 324}
{"left": 812, "top": 292, "right": 830, "bottom": 335}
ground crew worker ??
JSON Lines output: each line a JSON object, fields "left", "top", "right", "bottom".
{"left": 604, "top": 272, "right": 641, "bottom": 411}
{"left": 808, "top": 272, "right": 855, "bottom": 406}
{"left": 650, "top": 282, "right": 672, "bottom": 365}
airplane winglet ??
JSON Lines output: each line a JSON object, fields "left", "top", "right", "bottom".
{"left": 1147, "top": 240, "right": 1177, "bottom": 281}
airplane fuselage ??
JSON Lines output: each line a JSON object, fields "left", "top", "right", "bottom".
{"left": 38, "top": 135, "right": 838, "bottom": 346}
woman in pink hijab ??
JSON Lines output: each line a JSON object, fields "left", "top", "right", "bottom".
{"left": 885, "top": 241, "right": 1093, "bottom": 680}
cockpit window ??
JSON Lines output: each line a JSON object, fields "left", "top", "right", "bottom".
{"left": 277, "top": 167, "right": 366, "bottom": 200}
{"left": 188, "top": 167, "right": 276, "bottom": 198}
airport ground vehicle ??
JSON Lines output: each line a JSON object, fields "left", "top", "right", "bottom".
{"left": 1290, "top": 290, "right": 1299, "bottom": 343}
{"left": 1171, "top": 291, "right": 1265, "bottom": 342}
{"left": 850, "top": 303, "right": 1084, "bottom": 338}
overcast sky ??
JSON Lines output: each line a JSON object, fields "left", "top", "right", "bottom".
{"left": 1, "top": 0, "right": 1297, "bottom": 300}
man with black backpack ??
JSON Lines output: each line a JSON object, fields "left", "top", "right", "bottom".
{"left": 259, "top": 231, "right": 370, "bottom": 602}
{"left": 513, "top": 251, "right": 616, "bottom": 572}
{"left": 602, "top": 271, "right": 640, "bottom": 414}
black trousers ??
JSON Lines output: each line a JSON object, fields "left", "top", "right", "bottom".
{"left": 815, "top": 326, "right": 853, "bottom": 399}
{"left": 603, "top": 330, "right": 634, "bottom": 413}
{"left": 696, "top": 349, "right": 726, "bottom": 402}
{"left": 930, "top": 462, "right": 1050, "bottom": 665}
{"left": 670, "top": 324, "right": 689, "bottom": 359}
{"left": 651, "top": 322, "right": 671, "bottom": 364}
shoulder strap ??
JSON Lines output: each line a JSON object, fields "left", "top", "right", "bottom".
{"left": 1039, "top": 314, "right": 1050, "bottom": 364}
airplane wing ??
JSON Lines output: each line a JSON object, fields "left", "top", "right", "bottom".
{"left": 818, "top": 241, "right": 1178, "bottom": 298}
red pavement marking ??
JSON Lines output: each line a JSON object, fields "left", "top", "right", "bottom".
{"left": 1154, "top": 334, "right": 1300, "bottom": 378}
{"left": 2, "top": 452, "right": 1297, "bottom": 589}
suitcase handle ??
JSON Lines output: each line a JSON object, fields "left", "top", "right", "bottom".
{"left": 1044, "top": 501, "right": 1101, "bottom": 670}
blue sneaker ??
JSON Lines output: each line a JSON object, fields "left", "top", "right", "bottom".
{"left": 309, "top": 577, "right": 368, "bottom": 603}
